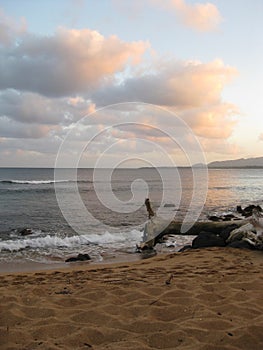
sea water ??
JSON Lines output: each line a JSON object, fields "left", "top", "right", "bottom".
{"left": 0, "top": 167, "right": 262, "bottom": 269}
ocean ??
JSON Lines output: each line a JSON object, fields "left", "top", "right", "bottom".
{"left": 0, "top": 167, "right": 262, "bottom": 271}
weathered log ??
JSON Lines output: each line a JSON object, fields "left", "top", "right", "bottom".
{"left": 160, "top": 219, "right": 247, "bottom": 237}
{"left": 139, "top": 198, "right": 247, "bottom": 250}
{"left": 138, "top": 218, "right": 247, "bottom": 250}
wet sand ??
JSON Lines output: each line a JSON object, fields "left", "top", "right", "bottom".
{"left": 0, "top": 247, "right": 262, "bottom": 349}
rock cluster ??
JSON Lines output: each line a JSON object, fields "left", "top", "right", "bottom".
{"left": 186, "top": 205, "right": 263, "bottom": 251}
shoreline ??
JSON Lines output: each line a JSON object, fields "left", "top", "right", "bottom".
{"left": 0, "top": 252, "right": 157, "bottom": 276}
{"left": 1, "top": 247, "right": 262, "bottom": 349}
{"left": 0, "top": 236, "right": 194, "bottom": 274}
{"left": 0, "top": 251, "right": 144, "bottom": 275}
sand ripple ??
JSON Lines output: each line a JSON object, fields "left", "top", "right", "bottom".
{"left": 0, "top": 247, "right": 262, "bottom": 349}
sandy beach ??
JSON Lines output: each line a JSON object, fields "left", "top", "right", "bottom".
{"left": 0, "top": 247, "right": 262, "bottom": 350}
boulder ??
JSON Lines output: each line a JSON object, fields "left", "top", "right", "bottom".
{"left": 237, "top": 204, "right": 262, "bottom": 217}
{"left": 65, "top": 253, "right": 91, "bottom": 262}
{"left": 19, "top": 228, "right": 33, "bottom": 236}
{"left": 178, "top": 245, "right": 192, "bottom": 252}
{"left": 219, "top": 224, "right": 239, "bottom": 241}
{"left": 192, "top": 231, "right": 226, "bottom": 249}
{"left": 227, "top": 240, "right": 255, "bottom": 250}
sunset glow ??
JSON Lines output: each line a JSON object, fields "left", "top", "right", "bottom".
{"left": 0, "top": 0, "right": 262, "bottom": 167}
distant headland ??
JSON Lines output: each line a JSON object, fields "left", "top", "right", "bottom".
{"left": 208, "top": 156, "right": 263, "bottom": 169}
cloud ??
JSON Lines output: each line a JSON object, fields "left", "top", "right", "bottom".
{"left": 0, "top": 90, "right": 95, "bottom": 126}
{"left": 0, "top": 9, "right": 26, "bottom": 45}
{"left": 153, "top": 0, "right": 222, "bottom": 32}
{"left": 92, "top": 59, "right": 238, "bottom": 139}
{"left": 112, "top": 0, "right": 222, "bottom": 32}
{"left": 200, "top": 138, "right": 241, "bottom": 158}
{"left": 0, "top": 56, "right": 237, "bottom": 142}
{"left": 258, "top": 133, "right": 263, "bottom": 141}
{"left": 180, "top": 103, "right": 239, "bottom": 139}
{"left": 0, "top": 8, "right": 238, "bottom": 166}
{"left": 0, "top": 116, "right": 58, "bottom": 139}
{"left": 0, "top": 27, "right": 149, "bottom": 97}
{"left": 93, "top": 59, "right": 237, "bottom": 107}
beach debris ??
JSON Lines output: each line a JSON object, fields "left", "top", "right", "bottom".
{"left": 137, "top": 198, "right": 171, "bottom": 251}
{"left": 65, "top": 253, "right": 91, "bottom": 262}
{"left": 55, "top": 287, "right": 72, "bottom": 295}
{"left": 145, "top": 198, "right": 155, "bottom": 219}
{"left": 137, "top": 216, "right": 172, "bottom": 251}
{"left": 19, "top": 228, "right": 33, "bottom": 236}
{"left": 165, "top": 274, "right": 173, "bottom": 285}
{"left": 226, "top": 223, "right": 255, "bottom": 243}
{"left": 137, "top": 199, "right": 263, "bottom": 252}
{"left": 249, "top": 208, "right": 263, "bottom": 237}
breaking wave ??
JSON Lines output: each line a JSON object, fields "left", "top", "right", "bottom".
{"left": 0, "top": 179, "right": 92, "bottom": 185}
{"left": 0, "top": 229, "right": 143, "bottom": 252}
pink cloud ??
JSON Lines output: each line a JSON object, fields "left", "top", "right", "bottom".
{"left": 93, "top": 59, "right": 239, "bottom": 140}
{"left": 0, "top": 26, "right": 149, "bottom": 97}
{"left": 200, "top": 138, "right": 241, "bottom": 158}
{"left": 153, "top": 0, "right": 222, "bottom": 31}
{"left": 180, "top": 103, "right": 239, "bottom": 139}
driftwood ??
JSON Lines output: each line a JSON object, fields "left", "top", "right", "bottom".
{"left": 159, "top": 219, "right": 246, "bottom": 237}
{"left": 145, "top": 198, "right": 155, "bottom": 219}
{"left": 141, "top": 219, "right": 247, "bottom": 249}
{"left": 138, "top": 199, "right": 263, "bottom": 251}
{"left": 138, "top": 198, "right": 247, "bottom": 250}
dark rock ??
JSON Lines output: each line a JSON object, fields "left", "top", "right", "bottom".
{"left": 236, "top": 205, "right": 243, "bottom": 214}
{"left": 222, "top": 214, "right": 237, "bottom": 221}
{"left": 227, "top": 240, "right": 255, "bottom": 250}
{"left": 140, "top": 249, "right": 157, "bottom": 259}
{"left": 192, "top": 231, "right": 226, "bottom": 249}
{"left": 178, "top": 245, "right": 192, "bottom": 252}
{"left": 208, "top": 214, "right": 239, "bottom": 222}
{"left": 65, "top": 253, "right": 91, "bottom": 262}
{"left": 164, "top": 203, "right": 176, "bottom": 208}
{"left": 20, "top": 228, "right": 33, "bottom": 236}
{"left": 208, "top": 216, "right": 222, "bottom": 222}
{"left": 255, "top": 243, "right": 263, "bottom": 251}
{"left": 237, "top": 204, "right": 262, "bottom": 217}
{"left": 219, "top": 224, "right": 239, "bottom": 241}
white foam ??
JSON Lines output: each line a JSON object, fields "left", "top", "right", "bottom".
{"left": 1, "top": 179, "right": 71, "bottom": 185}
{"left": 0, "top": 229, "right": 143, "bottom": 252}
{"left": 87, "top": 229, "right": 142, "bottom": 245}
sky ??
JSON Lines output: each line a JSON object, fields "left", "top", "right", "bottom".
{"left": 0, "top": 0, "right": 262, "bottom": 167}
